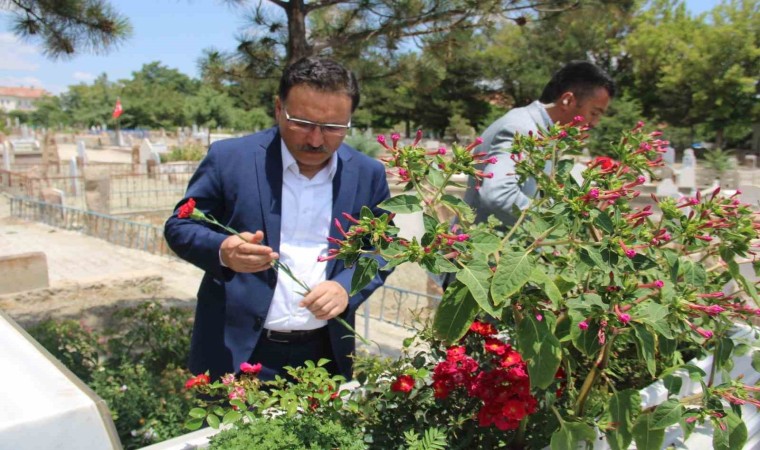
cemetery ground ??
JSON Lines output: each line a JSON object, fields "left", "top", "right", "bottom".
{"left": 0, "top": 185, "right": 429, "bottom": 355}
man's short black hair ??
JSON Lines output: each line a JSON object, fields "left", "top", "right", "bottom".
{"left": 539, "top": 60, "right": 616, "bottom": 104}
{"left": 279, "top": 57, "right": 360, "bottom": 112}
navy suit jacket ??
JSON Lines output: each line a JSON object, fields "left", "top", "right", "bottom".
{"left": 164, "top": 127, "right": 391, "bottom": 380}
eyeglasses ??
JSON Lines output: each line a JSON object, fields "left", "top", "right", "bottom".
{"left": 283, "top": 108, "right": 351, "bottom": 137}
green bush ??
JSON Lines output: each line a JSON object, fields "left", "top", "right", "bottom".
{"left": 27, "top": 319, "right": 103, "bottom": 383}
{"left": 209, "top": 414, "right": 366, "bottom": 450}
{"left": 91, "top": 362, "right": 192, "bottom": 449}
{"left": 26, "top": 301, "right": 195, "bottom": 450}
{"left": 105, "top": 301, "right": 193, "bottom": 373}
{"left": 160, "top": 144, "right": 206, "bottom": 162}
{"left": 344, "top": 134, "right": 383, "bottom": 158}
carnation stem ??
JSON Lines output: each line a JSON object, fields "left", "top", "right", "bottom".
{"left": 189, "top": 213, "right": 373, "bottom": 347}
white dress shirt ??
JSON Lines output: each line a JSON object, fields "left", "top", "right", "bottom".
{"left": 263, "top": 140, "right": 337, "bottom": 331}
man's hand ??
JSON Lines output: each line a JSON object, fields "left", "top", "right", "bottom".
{"left": 220, "top": 230, "right": 278, "bottom": 273}
{"left": 299, "top": 280, "right": 349, "bottom": 320}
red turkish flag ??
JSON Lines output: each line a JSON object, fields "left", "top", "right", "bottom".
{"left": 112, "top": 99, "right": 123, "bottom": 119}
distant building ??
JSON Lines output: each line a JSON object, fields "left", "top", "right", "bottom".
{"left": 0, "top": 86, "right": 50, "bottom": 112}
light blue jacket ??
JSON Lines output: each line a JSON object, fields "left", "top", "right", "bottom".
{"left": 464, "top": 100, "right": 553, "bottom": 227}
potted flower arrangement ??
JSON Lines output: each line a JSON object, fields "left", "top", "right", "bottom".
{"left": 185, "top": 121, "right": 760, "bottom": 450}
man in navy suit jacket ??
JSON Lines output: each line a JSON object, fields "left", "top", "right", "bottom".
{"left": 165, "top": 57, "right": 390, "bottom": 381}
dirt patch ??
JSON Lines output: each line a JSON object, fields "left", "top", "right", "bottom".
{"left": 0, "top": 271, "right": 195, "bottom": 330}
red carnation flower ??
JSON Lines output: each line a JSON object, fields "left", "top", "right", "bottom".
{"left": 178, "top": 198, "right": 196, "bottom": 219}
{"left": 184, "top": 373, "right": 210, "bottom": 389}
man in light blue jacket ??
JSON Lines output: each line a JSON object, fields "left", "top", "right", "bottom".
{"left": 465, "top": 61, "right": 616, "bottom": 228}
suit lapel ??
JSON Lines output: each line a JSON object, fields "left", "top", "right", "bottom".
{"left": 254, "top": 133, "right": 283, "bottom": 252}
{"left": 327, "top": 145, "right": 357, "bottom": 275}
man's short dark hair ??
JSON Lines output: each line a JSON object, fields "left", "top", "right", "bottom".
{"left": 279, "top": 57, "right": 360, "bottom": 112}
{"left": 539, "top": 60, "right": 616, "bottom": 104}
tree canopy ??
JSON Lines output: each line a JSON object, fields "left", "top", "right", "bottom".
{"left": 16, "top": 0, "right": 759, "bottom": 149}
{"left": 2, "top": 0, "right": 131, "bottom": 58}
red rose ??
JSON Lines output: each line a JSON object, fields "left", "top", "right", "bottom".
{"left": 184, "top": 373, "right": 210, "bottom": 389}
{"left": 391, "top": 374, "right": 415, "bottom": 393}
{"left": 240, "top": 362, "right": 262, "bottom": 375}
{"left": 178, "top": 198, "right": 196, "bottom": 219}
{"left": 469, "top": 321, "right": 497, "bottom": 337}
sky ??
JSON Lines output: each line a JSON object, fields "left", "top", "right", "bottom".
{"left": 0, "top": 0, "right": 724, "bottom": 95}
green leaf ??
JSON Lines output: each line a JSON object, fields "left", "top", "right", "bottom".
{"left": 569, "top": 311, "right": 601, "bottom": 357}
{"left": 604, "top": 390, "right": 641, "bottom": 450}
{"left": 433, "top": 280, "right": 479, "bottom": 343}
{"left": 636, "top": 303, "right": 672, "bottom": 339}
{"left": 456, "top": 259, "right": 498, "bottom": 318}
{"left": 579, "top": 246, "right": 606, "bottom": 269}
{"left": 379, "top": 194, "right": 422, "bottom": 214}
{"left": 632, "top": 413, "right": 665, "bottom": 450}
{"left": 206, "top": 413, "right": 220, "bottom": 429}
{"left": 469, "top": 230, "right": 501, "bottom": 255}
{"left": 550, "top": 425, "right": 579, "bottom": 450}
{"left": 517, "top": 314, "right": 562, "bottom": 389}
{"left": 593, "top": 210, "right": 615, "bottom": 234}
{"left": 663, "top": 374, "right": 683, "bottom": 396}
{"left": 551, "top": 422, "right": 597, "bottom": 450}
{"left": 631, "top": 253, "right": 657, "bottom": 271}
{"left": 491, "top": 251, "right": 535, "bottom": 305}
{"left": 222, "top": 410, "right": 242, "bottom": 425}
{"left": 713, "top": 410, "right": 748, "bottom": 450}
{"left": 555, "top": 275, "right": 576, "bottom": 294}
{"left": 531, "top": 268, "right": 563, "bottom": 309}
{"left": 651, "top": 399, "right": 683, "bottom": 429}
{"left": 681, "top": 260, "right": 707, "bottom": 286}
{"left": 359, "top": 205, "right": 374, "bottom": 219}
{"left": 633, "top": 324, "right": 657, "bottom": 377}
{"left": 664, "top": 250, "right": 680, "bottom": 284}
{"left": 427, "top": 169, "right": 445, "bottom": 188}
{"left": 441, "top": 194, "right": 474, "bottom": 222}
{"left": 715, "top": 337, "right": 734, "bottom": 370}
{"left": 433, "top": 254, "right": 459, "bottom": 273}
{"left": 727, "top": 411, "right": 748, "bottom": 450}
{"left": 752, "top": 350, "right": 760, "bottom": 372}
{"left": 188, "top": 407, "right": 207, "bottom": 419}
{"left": 556, "top": 159, "right": 576, "bottom": 181}
{"left": 184, "top": 418, "right": 204, "bottom": 431}
{"left": 350, "top": 257, "right": 379, "bottom": 296}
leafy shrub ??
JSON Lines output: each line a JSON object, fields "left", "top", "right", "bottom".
{"left": 344, "top": 134, "right": 383, "bottom": 158}
{"left": 26, "top": 301, "right": 195, "bottom": 449}
{"left": 160, "top": 144, "right": 206, "bottom": 162}
{"left": 209, "top": 414, "right": 366, "bottom": 450}
{"left": 27, "top": 319, "right": 103, "bottom": 383}
{"left": 91, "top": 362, "right": 192, "bottom": 449}
{"left": 105, "top": 301, "right": 193, "bottom": 373}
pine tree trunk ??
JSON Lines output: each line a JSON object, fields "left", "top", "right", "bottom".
{"left": 286, "top": 0, "right": 311, "bottom": 64}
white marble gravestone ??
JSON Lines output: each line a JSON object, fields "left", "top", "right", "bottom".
{"left": 0, "top": 310, "right": 120, "bottom": 449}
{"left": 76, "top": 140, "right": 88, "bottom": 164}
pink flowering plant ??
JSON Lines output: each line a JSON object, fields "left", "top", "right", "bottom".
{"left": 325, "top": 123, "right": 760, "bottom": 449}
{"left": 182, "top": 123, "right": 760, "bottom": 449}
